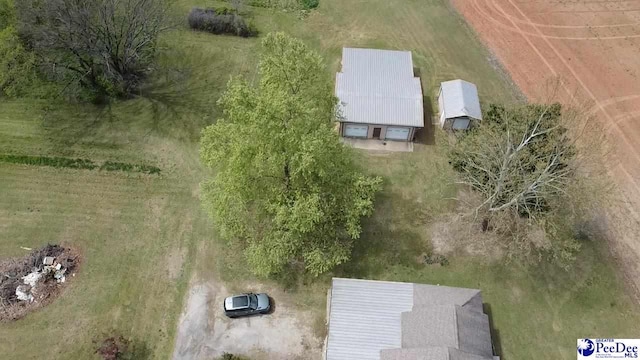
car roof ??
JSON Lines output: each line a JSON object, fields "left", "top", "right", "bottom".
{"left": 225, "top": 294, "right": 250, "bottom": 310}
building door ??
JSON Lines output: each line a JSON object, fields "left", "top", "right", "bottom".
{"left": 452, "top": 117, "right": 470, "bottom": 130}
{"left": 343, "top": 124, "right": 368, "bottom": 138}
{"left": 385, "top": 127, "right": 410, "bottom": 141}
{"left": 372, "top": 127, "right": 381, "bottom": 139}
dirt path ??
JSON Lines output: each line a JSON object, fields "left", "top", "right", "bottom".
{"left": 172, "top": 280, "right": 321, "bottom": 360}
{"left": 450, "top": 0, "right": 640, "bottom": 299}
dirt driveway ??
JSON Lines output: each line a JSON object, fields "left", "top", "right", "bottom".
{"left": 172, "top": 281, "right": 322, "bottom": 360}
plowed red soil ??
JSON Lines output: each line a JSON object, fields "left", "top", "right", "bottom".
{"left": 451, "top": 0, "right": 640, "bottom": 297}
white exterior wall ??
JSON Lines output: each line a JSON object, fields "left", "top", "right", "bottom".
{"left": 438, "top": 87, "right": 446, "bottom": 128}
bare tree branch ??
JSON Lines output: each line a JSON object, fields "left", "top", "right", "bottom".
{"left": 15, "top": 0, "right": 169, "bottom": 98}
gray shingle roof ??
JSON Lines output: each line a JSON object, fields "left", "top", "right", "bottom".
{"left": 401, "top": 306, "right": 493, "bottom": 357}
{"left": 380, "top": 347, "right": 450, "bottom": 360}
{"left": 439, "top": 79, "right": 483, "bottom": 121}
{"left": 380, "top": 347, "right": 495, "bottom": 360}
{"left": 326, "top": 278, "right": 498, "bottom": 360}
{"left": 336, "top": 48, "right": 424, "bottom": 127}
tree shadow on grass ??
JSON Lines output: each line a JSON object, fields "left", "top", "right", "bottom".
{"left": 335, "top": 190, "right": 432, "bottom": 279}
{"left": 41, "top": 102, "right": 121, "bottom": 154}
{"left": 38, "top": 46, "right": 228, "bottom": 153}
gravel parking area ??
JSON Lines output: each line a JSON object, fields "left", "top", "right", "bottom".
{"left": 173, "top": 281, "right": 322, "bottom": 360}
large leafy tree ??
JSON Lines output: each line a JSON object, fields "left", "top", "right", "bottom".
{"left": 449, "top": 103, "right": 583, "bottom": 267}
{"left": 200, "top": 33, "right": 382, "bottom": 277}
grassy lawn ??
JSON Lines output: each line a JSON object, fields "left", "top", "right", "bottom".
{"left": 0, "top": 1, "right": 637, "bottom": 360}
{"left": 0, "top": 98, "right": 212, "bottom": 358}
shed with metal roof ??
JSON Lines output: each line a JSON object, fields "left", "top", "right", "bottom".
{"left": 437, "top": 79, "right": 483, "bottom": 130}
{"left": 335, "top": 48, "right": 424, "bottom": 142}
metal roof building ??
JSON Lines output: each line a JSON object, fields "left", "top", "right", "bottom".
{"left": 325, "top": 278, "right": 499, "bottom": 360}
{"left": 438, "top": 79, "right": 483, "bottom": 130}
{"left": 335, "top": 48, "right": 424, "bottom": 142}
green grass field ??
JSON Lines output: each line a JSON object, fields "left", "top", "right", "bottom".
{"left": 1, "top": 0, "right": 637, "bottom": 359}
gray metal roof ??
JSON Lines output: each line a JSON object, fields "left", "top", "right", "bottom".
{"left": 326, "top": 278, "right": 414, "bottom": 360}
{"left": 439, "top": 79, "right": 483, "bottom": 121}
{"left": 326, "top": 278, "right": 497, "bottom": 360}
{"left": 380, "top": 347, "right": 450, "bottom": 360}
{"left": 336, "top": 48, "right": 424, "bottom": 127}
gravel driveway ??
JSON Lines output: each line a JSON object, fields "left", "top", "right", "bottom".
{"left": 172, "top": 281, "right": 322, "bottom": 360}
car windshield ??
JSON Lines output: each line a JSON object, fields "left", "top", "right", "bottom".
{"left": 249, "top": 294, "right": 258, "bottom": 310}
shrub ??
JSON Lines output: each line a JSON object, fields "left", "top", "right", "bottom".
{"left": 299, "top": 0, "right": 319, "bottom": 9}
{"left": 0, "top": 154, "right": 98, "bottom": 169}
{"left": 246, "top": 0, "right": 318, "bottom": 10}
{"left": 247, "top": 0, "right": 300, "bottom": 9}
{"left": 0, "top": 0, "right": 15, "bottom": 30}
{"left": 423, "top": 253, "right": 449, "bottom": 266}
{"left": 218, "top": 353, "right": 249, "bottom": 360}
{"left": 188, "top": 8, "right": 256, "bottom": 38}
{"left": 0, "top": 154, "right": 161, "bottom": 174}
{"left": 0, "top": 26, "right": 39, "bottom": 97}
{"left": 100, "top": 161, "right": 161, "bottom": 175}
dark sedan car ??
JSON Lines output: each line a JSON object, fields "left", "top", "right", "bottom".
{"left": 223, "top": 293, "right": 271, "bottom": 318}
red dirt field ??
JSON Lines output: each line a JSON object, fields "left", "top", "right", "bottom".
{"left": 451, "top": 0, "right": 640, "bottom": 296}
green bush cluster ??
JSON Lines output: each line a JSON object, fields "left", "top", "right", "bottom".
{"left": 0, "top": 154, "right": 161, "bottom": 174}
{"left": 0, "top": 154, "right": 98, "bottom": 169}
{"left": 423, "top": 253, "right": 449, "bottom": 266}
{"left": 246, "top": 0, "right": 318, "bottom": 10}
{"left": 299, "top": 0, "right": 319, "bottom": 9}
{"left": 0, "top": 1, "right": 37, "bottom": 98}
{"left": 188, "top": 7, "right": 257, "bottom": 38}
{"left": 100, "top": 161, "right": 161, "bottom": 175}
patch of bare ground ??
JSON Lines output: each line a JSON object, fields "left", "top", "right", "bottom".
{"left": 0, "top": 244, "right": 80, "bottom": 322}
{"left": 167, "top": 248, "right": 187, "bottom": 280}
{"left": 429, "top": 190, "right": 505, "bottom": 260}
{"left": 173, "top": 279, "right": 322, "bottom": 360}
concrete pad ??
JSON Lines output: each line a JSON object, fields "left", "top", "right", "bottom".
{"left": 340, "top": 138, "right": 414, "bottom": 152}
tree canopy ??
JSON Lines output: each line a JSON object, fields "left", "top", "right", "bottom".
{"left": 200, "top": 32, "right": 382, "bottom": 277}
{"left": 14, "top": 0, "right": 169, "bottom": 99}
{"left": 0, "top": 0, "right": 39, "bottom": 97}
{"left": 450, "top": 103, "right": 575, "bottom": 218}
{"left": 449, "top": 103, "right": 584, "bottom": 267}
